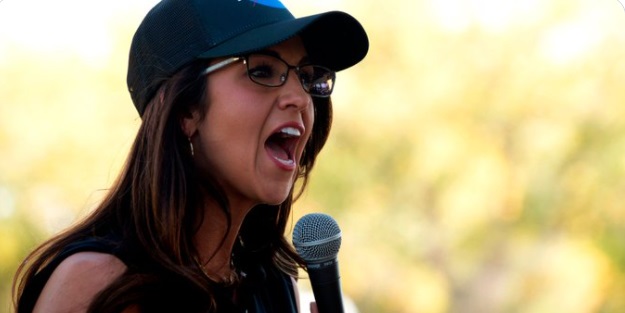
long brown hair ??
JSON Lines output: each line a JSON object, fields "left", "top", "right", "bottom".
{"left": 12, "top": 59, "right": 333, "bottom": 312}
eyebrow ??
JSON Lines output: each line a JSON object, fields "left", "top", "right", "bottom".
{"left": 255, "top": 49, "right": 310, "bottom": 65}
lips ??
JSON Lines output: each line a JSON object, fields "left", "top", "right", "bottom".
{"left": 265, "top": 125, "right": 302, "bottom": 170}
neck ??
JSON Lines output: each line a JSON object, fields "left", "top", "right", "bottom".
{"left": 193, "top": 196, "right": 254, "bottom": 281}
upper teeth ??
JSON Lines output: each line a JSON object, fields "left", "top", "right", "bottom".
{"left": 280, "top": 127, "right": 301, "bottom": 137}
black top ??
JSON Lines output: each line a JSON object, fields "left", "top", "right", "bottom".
{"left": 18, "top": 236, "right": 298, "bottom": 313}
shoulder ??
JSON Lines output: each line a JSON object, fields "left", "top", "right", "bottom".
{"left": 33, "top": 252, "right": 127, "bottom": 313}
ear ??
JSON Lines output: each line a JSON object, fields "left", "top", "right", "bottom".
{"left": 180, "top": 109, "right": 201, "bottom": 138}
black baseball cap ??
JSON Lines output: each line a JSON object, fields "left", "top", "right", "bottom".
{"left": 127, "top": 0, "right": 369, "bottom": 116}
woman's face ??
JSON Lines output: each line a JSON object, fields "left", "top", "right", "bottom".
{"left": 189, "top": 37, "right": 315, "bottom": 209}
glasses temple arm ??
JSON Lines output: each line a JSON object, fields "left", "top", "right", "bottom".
{"left": 200, "top": 57, "right": 242, "bottom": 76}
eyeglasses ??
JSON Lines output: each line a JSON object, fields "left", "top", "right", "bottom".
{"left": 200, "top": 53, "right": 336, "bottom": 97}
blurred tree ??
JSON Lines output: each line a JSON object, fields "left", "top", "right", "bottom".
{"left": 2, "top": 0, "right": 625, "bottom": 312}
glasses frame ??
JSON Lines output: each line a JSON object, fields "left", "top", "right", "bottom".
{"left": 200, "top": 53, "right": 335, "bottom": 98}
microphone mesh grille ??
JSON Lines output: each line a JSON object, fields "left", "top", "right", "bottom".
{"left": 292, "top": 213, "right": 342, "bottom": 262}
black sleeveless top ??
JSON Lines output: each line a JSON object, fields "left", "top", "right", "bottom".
{"left": 18, "top": 237, "right": 299, "bottom": 313}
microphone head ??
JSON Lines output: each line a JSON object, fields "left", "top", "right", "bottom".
{"left": 292, "top": 213, "right": 342, "bottom": 263}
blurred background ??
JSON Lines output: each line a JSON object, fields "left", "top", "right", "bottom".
{"left": 2, "top": 0, "right": 625, "bottom": 312}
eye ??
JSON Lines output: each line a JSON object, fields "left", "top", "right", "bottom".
{"left": 248, "top": 62, "right": 276, "bottom": 79}
{"left": 298, "top": 66, "right": 315, "bottom": 84}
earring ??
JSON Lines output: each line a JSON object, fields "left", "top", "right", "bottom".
{"left": 188, "top": 137, "right": 195, "bottom": 156}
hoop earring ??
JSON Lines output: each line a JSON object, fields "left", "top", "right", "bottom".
{"left": 188, "top": 137, "right": 195, "bottom": 156}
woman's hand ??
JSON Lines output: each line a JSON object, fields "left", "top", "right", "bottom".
{"left": 310, "top": 302, "right": 318, "bottom": 313}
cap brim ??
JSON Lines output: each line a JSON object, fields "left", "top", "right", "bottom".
{"left": 198, "top": 11, "right": 369, "bottom": 71}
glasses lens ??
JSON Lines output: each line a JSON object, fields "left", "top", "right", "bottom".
{"left": 299, "top": 65, "right": 335, "bottom": 97}
{"left": 245, "top": 54, "right": 335, "bottom": 97}
{"left": 246, "top": 54, "right": 287, "bottom": 87}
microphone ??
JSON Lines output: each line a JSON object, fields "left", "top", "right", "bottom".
{"left": 292, "top": 213, "right": 344, "bottom": 313}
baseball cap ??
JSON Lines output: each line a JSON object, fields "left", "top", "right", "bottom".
{"left": 127, "top": 0, "right": 369, "bottom": 116}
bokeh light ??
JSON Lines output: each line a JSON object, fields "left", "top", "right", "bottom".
{"left": 2, "top": 0, "right": 625, "bottom": 312}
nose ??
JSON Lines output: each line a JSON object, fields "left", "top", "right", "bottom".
{"left": 277, "top": 69, "right": 312, "bottom": 111}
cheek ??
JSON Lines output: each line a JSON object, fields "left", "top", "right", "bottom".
{"left": 205, "top": 87, "right": 267, "bottom": 135}
{"left": 305, "top": 103, "right": 316, "bottom": 135}
{"left": 300, "top": 105, "right": 317, "bottom": 156}
{"left": 201, "top": 107, "right": 261, "bottom": 159}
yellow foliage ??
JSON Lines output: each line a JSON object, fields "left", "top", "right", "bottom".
{"left": 2, "top": 0, "right": 625, "bottom": 312}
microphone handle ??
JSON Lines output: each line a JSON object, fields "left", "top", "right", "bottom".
{"left": 307, "top": 258, "right": 345, "bottom": 313}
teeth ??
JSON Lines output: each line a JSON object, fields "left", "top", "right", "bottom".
{"left": 280, "top": 127, "right": 301, "bottom": 137}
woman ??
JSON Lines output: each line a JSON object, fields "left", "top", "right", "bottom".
{"left": 13, "top": 0, "right": 368, "bottom": 312}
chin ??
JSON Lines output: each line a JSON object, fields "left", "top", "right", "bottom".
{"left": 256, "top": 177, "right": 297, "bottom": 205}
{"left": 262, "top": 195, "right": 290, "bottom": 206}
{"left": 260, "top": 188, "right": 292, "bottom": 206}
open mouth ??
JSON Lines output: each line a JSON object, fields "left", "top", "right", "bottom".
{"left": 265, "top": 126, "right": 301, "bottom": 168}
